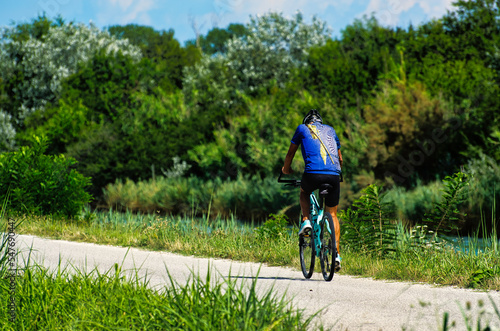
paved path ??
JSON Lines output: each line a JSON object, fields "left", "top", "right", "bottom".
{"left": 16, "top": 234, "right": 500, "bottom": 330}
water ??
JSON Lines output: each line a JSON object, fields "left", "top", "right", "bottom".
{"left": 446, "top": 235, "right": 500, "bottom": 254}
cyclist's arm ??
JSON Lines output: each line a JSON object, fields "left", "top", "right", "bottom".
{"left": 282, "top": 143, "right": 299, "bottom": 174}
{"left": 333, "top": 129, "right": 342, "bottom": 168}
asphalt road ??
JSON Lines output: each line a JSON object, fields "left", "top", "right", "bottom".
{"left": 15, "top": 234, "right": 500, "bottom": 331}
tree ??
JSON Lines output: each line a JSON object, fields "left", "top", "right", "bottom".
{"left": 442, "top": 0, "right": 500, "bottom": 65}
{"left": 17, "top": 49, "right": 160, "bottom": 191}
{"left": 183, "top": 12, "right": 331, "bottom": 115}
{"left": 60, "top": 49, "right": 152, "bottom": 121}
{"left": 187, "top": 96, "right": 301, "bottom": 178}
{"left": 65, "top": 89, "right": 199, "bottom": 196}
{"left": 302, "top": 16, "right": 407, "bottom": 105}
{"left": 2, "top": 13, "right": 56, "bottom": 42}
{"left": 19, "top": 99, "right": 93, "bottom": 155}
{"left": 181, "top": 12, "right": 332, "bottom": 178}
{"left": 362, "top": 74, "right": 451, "bottom": 185}
{"left": 401, "top": 2, "right": 500, "bottom": 165}
{"left": 186, "top": 23, "right": 249, "bottom": 55}
{"left": 108, "top": 24, "right": 201, "bottom": 92}
{"left": 0, "top": 16, "right": 141, "bottom": 151}
{"left": 226, "top": 12, "right": 330, "bottom": 93}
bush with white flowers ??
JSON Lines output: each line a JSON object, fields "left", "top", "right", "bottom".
{"left": 183, "top": 12, "right": 330, "bottom": 107}
{"left": 0, "top": 22, "right": 141, "bottom": 151}
{"left": 0, "top": 111, "right": 16, "bottom": 152}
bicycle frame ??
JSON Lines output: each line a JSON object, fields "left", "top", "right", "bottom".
{"left": 309, "top": 192, "right": 331, "bottom": 258}
{"left": 278, "top": 170, "right": 338, "bottom": 281}
{"left": 277, "top": 171, "right": 331, "bottom": 257}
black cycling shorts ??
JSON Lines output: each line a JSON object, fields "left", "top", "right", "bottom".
{"left": 301, "top": 173, "right": 340, "bottom": 207}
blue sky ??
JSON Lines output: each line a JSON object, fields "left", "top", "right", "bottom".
{"left": 1, "top": 0, "right": 457, "bottom": 44}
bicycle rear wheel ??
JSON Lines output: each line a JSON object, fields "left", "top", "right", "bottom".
{"left": 320, "top": 212, "right": 336, "bottom": 281}
{"left": 299, "top": 227, "right": 315, "bottom": 279}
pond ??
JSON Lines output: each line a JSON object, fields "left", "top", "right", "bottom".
{"left": 446, "top": 235, "right": 500, "bottom": 254}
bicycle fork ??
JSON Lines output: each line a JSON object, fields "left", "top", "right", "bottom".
{"left": 310, "top": 193, "right": 334, "bottom": 258}
{"left": 310, "top": 194, "right": 323, "bottom": 258}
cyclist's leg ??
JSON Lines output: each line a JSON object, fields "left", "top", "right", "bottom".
{"left": 324, "top": 175, "right": 341, "bottom": 254}
{"left": 300, "top": 173, "right": 318, "bottom": 222}
{"left": 299, "top": 173, "right": 318, "bottom": 236}
{"left": 300, "top": 188, "right": 310, "bottom": 221}
{"left": 326, "top": 205, "right": 340, "bottom": 254}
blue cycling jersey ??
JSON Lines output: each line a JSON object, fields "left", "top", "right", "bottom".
{"left": 291, "top": 123, "right": 341, "bottom": 175}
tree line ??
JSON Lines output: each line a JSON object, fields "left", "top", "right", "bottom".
{"left": 0, "top": 0, "right": 498, "bottom": 230}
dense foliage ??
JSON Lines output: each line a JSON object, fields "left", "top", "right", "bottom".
{"left": 0, "top": 2, "right": 498, "bottom": 231}
{"left": 108, "top": 24, "right": 201, "bottom": 92}
{"left": 0, "top": 136, "right": 91, "bottom": 217}
{"left": 0, "top": 16, "right": 141, "bottom": 152}
{"left": 185, "top": 23, "right": 249, "bottom": 55}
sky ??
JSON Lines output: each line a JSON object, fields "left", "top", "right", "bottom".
{"left": 0, "top": 0, "right": 457, "bottom": 44}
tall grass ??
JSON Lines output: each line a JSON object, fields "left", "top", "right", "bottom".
{"left": 5, "top": 207, "right": 500, "bottom": 329}
{"left": 1, "top": 197, "right": 316, "bottom": 329}
{"left": 0, "top": 261, "right": 314, "bottom": 330}
{"left": 103, "top": 175, "right": 298, "bottom": 222}
{"left": 386, "top": 158, "right": 500, "bottom": 236}
{"left": 17, "top": 209, "right": 300, "bottom": 268}
{"left": 441, "top": 295, "right": 500, "bottom": 331}
{"left": 384, "top": 180, "right": 443, "bottom": 224}
{"left": 12, "top": 207, "right": 500, "bottom": 291}
{"left": 0, "top": 194, "right": 11, "bottom": 276}
{"left": 338, "top": 174, "right": 500, "bottom": 290}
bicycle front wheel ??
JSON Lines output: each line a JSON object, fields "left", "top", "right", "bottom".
{"left": 320, "top": 212, "right": 336, "bottom": 281}
{"left": 299, "top": 227, "right": 315, "bottom": 279}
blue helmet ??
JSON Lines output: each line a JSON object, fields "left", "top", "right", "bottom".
{"left": 303, "top": 109, "right": 322, "bottom": 125}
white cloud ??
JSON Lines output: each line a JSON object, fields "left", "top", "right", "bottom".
{"left": 211, "top": 0, "right": 336, "bottom": 20}
{"left": 108, "top": 0, "right": 134, "bottom": 11}
{"left": 361, "top": 0, "right": 456, "bottom": 26}
{"left": 98, "top": 0, "right": 155, "bottom": 26}
{"left": 206, "top": 0, "right": 335, "bottom": 31}
{"left": 244, "top": 0, "right": 332, "bottom": 16}
{"left": 122, "top": 0, "right": 155, "bottom": 24}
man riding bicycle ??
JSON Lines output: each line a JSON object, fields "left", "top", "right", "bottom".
{"left": 282, "top": 109, "right": 343, "bottom": 271}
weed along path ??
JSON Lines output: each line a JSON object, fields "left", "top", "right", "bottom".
{"left": 17, "top": 234, "right": 500, "bottom": 331}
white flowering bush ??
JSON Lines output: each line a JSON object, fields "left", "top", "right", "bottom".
{"left": 228, "top": 12, "right": 330, "bottom": 90}
{"left": 183, "top": 53, "right": 234, "bottom": 109}
{"left": 183, "top": 12, "right": 330, "bottom": 107}
{"left": 0, "top": 110, "right": 16, "bottom": 152}
{"left": 0, "top": 21, "right": 142, "bottom": 150}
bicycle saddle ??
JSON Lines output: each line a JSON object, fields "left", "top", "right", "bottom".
{"left": 318, "top": 184, "right": 333, "bottom": 195}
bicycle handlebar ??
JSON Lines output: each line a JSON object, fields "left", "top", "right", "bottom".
{"left": 277, "top": 170, "right": 301, "bottom": 187}
{"left": 278, "top": 170, "right": 344, "bottom": 186}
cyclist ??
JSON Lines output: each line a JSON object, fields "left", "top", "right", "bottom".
{"left": 282, "top": 109, "right": 343, "bottom": 271}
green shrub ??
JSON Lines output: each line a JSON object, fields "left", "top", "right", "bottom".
{"left": 384, "top": 180, "right": 443, "bottom": 223}
{"left": 103, "top": 175, "right": 296, "bottom": 222}
{"left": 466, "top": 154, "right": 500, "bottom": 232}
{"left": 340, "top": 184, "right": 397, "bottom": 256}
{"left": 104, "top": 176, "right": 217, "bottom": 215}
{"left": 423, "top": 171, "right": 468, "bottom": 238}
{"left": 254, "top": 214, "right": 290, "bottom": 241}
{"left": 0, "top": 136, "right": 92, "bottom": 217}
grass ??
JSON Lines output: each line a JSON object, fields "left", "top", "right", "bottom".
{"left": 6, "top": 208, "right": 500, "bottom": 291}
{"left": 13, "top": 209, "right": 300, "bottom": 268}
{"left": 2, "top": 208, "right": 500, "bottom": 330}
{"left": 441, "top": 295, "right": 500, "bottom": 331}
{"left": 0, "top": 210, "right": 317, "bottom": 330}
{"left": 0, "top": 262, "right": 315, "bottom": 330}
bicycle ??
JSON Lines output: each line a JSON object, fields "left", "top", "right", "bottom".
{"left": 278, "top": 171, "right": 337, "bottom": 281}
